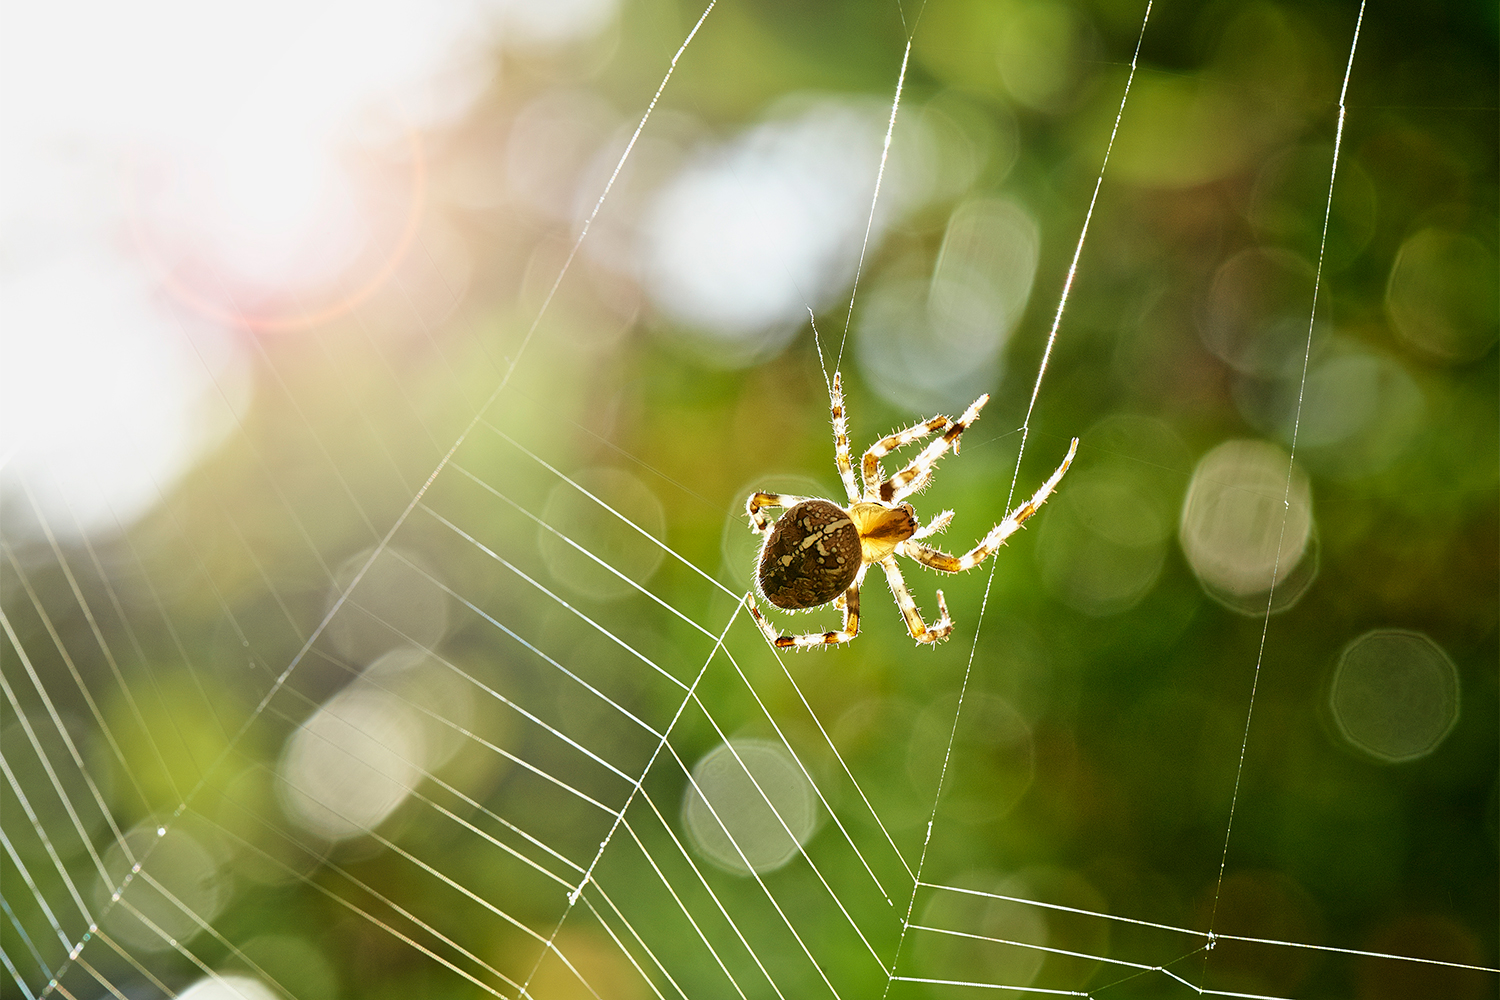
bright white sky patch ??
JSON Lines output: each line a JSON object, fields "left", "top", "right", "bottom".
{"left": 0, "top": 251, "right": 251, "bottom": 535}
{"left": 493, "top": 0, "right": 618, "bottom": 45}
{"left": 1, "top": 0, "right": 616, "bottom": 537}
{"left": 641, "top": 96, "right": 931, "bottom": 359}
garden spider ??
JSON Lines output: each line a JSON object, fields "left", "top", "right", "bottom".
{"left": 745, "top": 372, "right": 1077, "bottom": 649}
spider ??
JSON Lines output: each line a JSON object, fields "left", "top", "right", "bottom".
{"left": 744, "top": 372, "right": 1077, "bottom": 649}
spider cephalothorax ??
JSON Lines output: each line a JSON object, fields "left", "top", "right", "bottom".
{"left": 744, "top": 372, "right": 1077, "bottom": 649}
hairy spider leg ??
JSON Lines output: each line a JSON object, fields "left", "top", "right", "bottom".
{"left": 877, "top": 394, "right": 991, "bottom": 503}
{"left": 880, "top": 556, "right": 953, "bottom": 644}
{"left": 899, "top": 438, "right": 1078, "bottom": 573}
{"left": 912, "top": 509, "right": 955, "bottom": 540}
{"left": 746, "top": 492, "right": 807, "bottom": 533}
{"left": 829, "top": 372, "right": 860, "bottom": 504}
{"left": 860, "top": 414, "right": 951, "bottom": 497}
{"left": 747, "top": 568, "right": 866, "bottom": 648}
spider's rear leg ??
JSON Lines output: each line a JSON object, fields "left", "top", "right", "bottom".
{"left": 899, "top": 438, "right": 1078, "bottom": 573}
{"left": 746, "top": 492, "right": 807, "bottom": 533}
{"left": 746, "top": 582, "right": 862, "bottom": 649}
{"left": 880, "top": 557, "right": 953, "bottom": 645}
{"left": 877, "top": 394, "right": 989, "bottom": 502}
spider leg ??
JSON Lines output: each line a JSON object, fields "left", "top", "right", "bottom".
{"left": 829, "top": 371, "right": 860, "bottom": 504}
{"left": 860, "top": 415, "right": 951, "bottom": 498}
{"left": 898, "top": 438, "right": 1078, "bottom": 572}
{"left": 747, "top": 571, "right": 864, "bottom": 649}
{"left": 880, "top": 556, "right": 952, "bottom": 645}
{"left": 746, "top": 492, "right": 807, "bottom": 532}
{"left": 876, "top": 394, "right": 990, "bottom": 503}
{"left": 912, "top": 509, "right": 955, "bottom": 540}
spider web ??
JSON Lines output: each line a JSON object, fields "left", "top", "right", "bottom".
{"left": 3, "top": 1, "right": 1497, "bottom": 999}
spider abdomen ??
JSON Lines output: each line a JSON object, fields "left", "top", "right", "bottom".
{"left": 757, "top": 500, "right": 863, "bottom": 610}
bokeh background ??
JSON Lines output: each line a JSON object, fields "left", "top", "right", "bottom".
{"left": 1, "top": 0, "right": 1495, "bottom": 998}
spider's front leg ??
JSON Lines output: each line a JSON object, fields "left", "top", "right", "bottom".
{"left": 860, "top": 415, "right": 951, "bottom": 499}
{"left": 747, "top": 579, "right": 863, "bottom": 649}
{"left": 876, "top": 394, "right": 990, "bottom": 502}
{"left": 912, "top": 509, "right": 955, "bottom": 540}
{"left": 828, "top": 371, "right": 860, "bottom": 504}
{"left": 880, "top": 557, "right": 953, "bottom": 645}
{"left": 900, "top": 438, "right": 1078, "bottom": 573}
